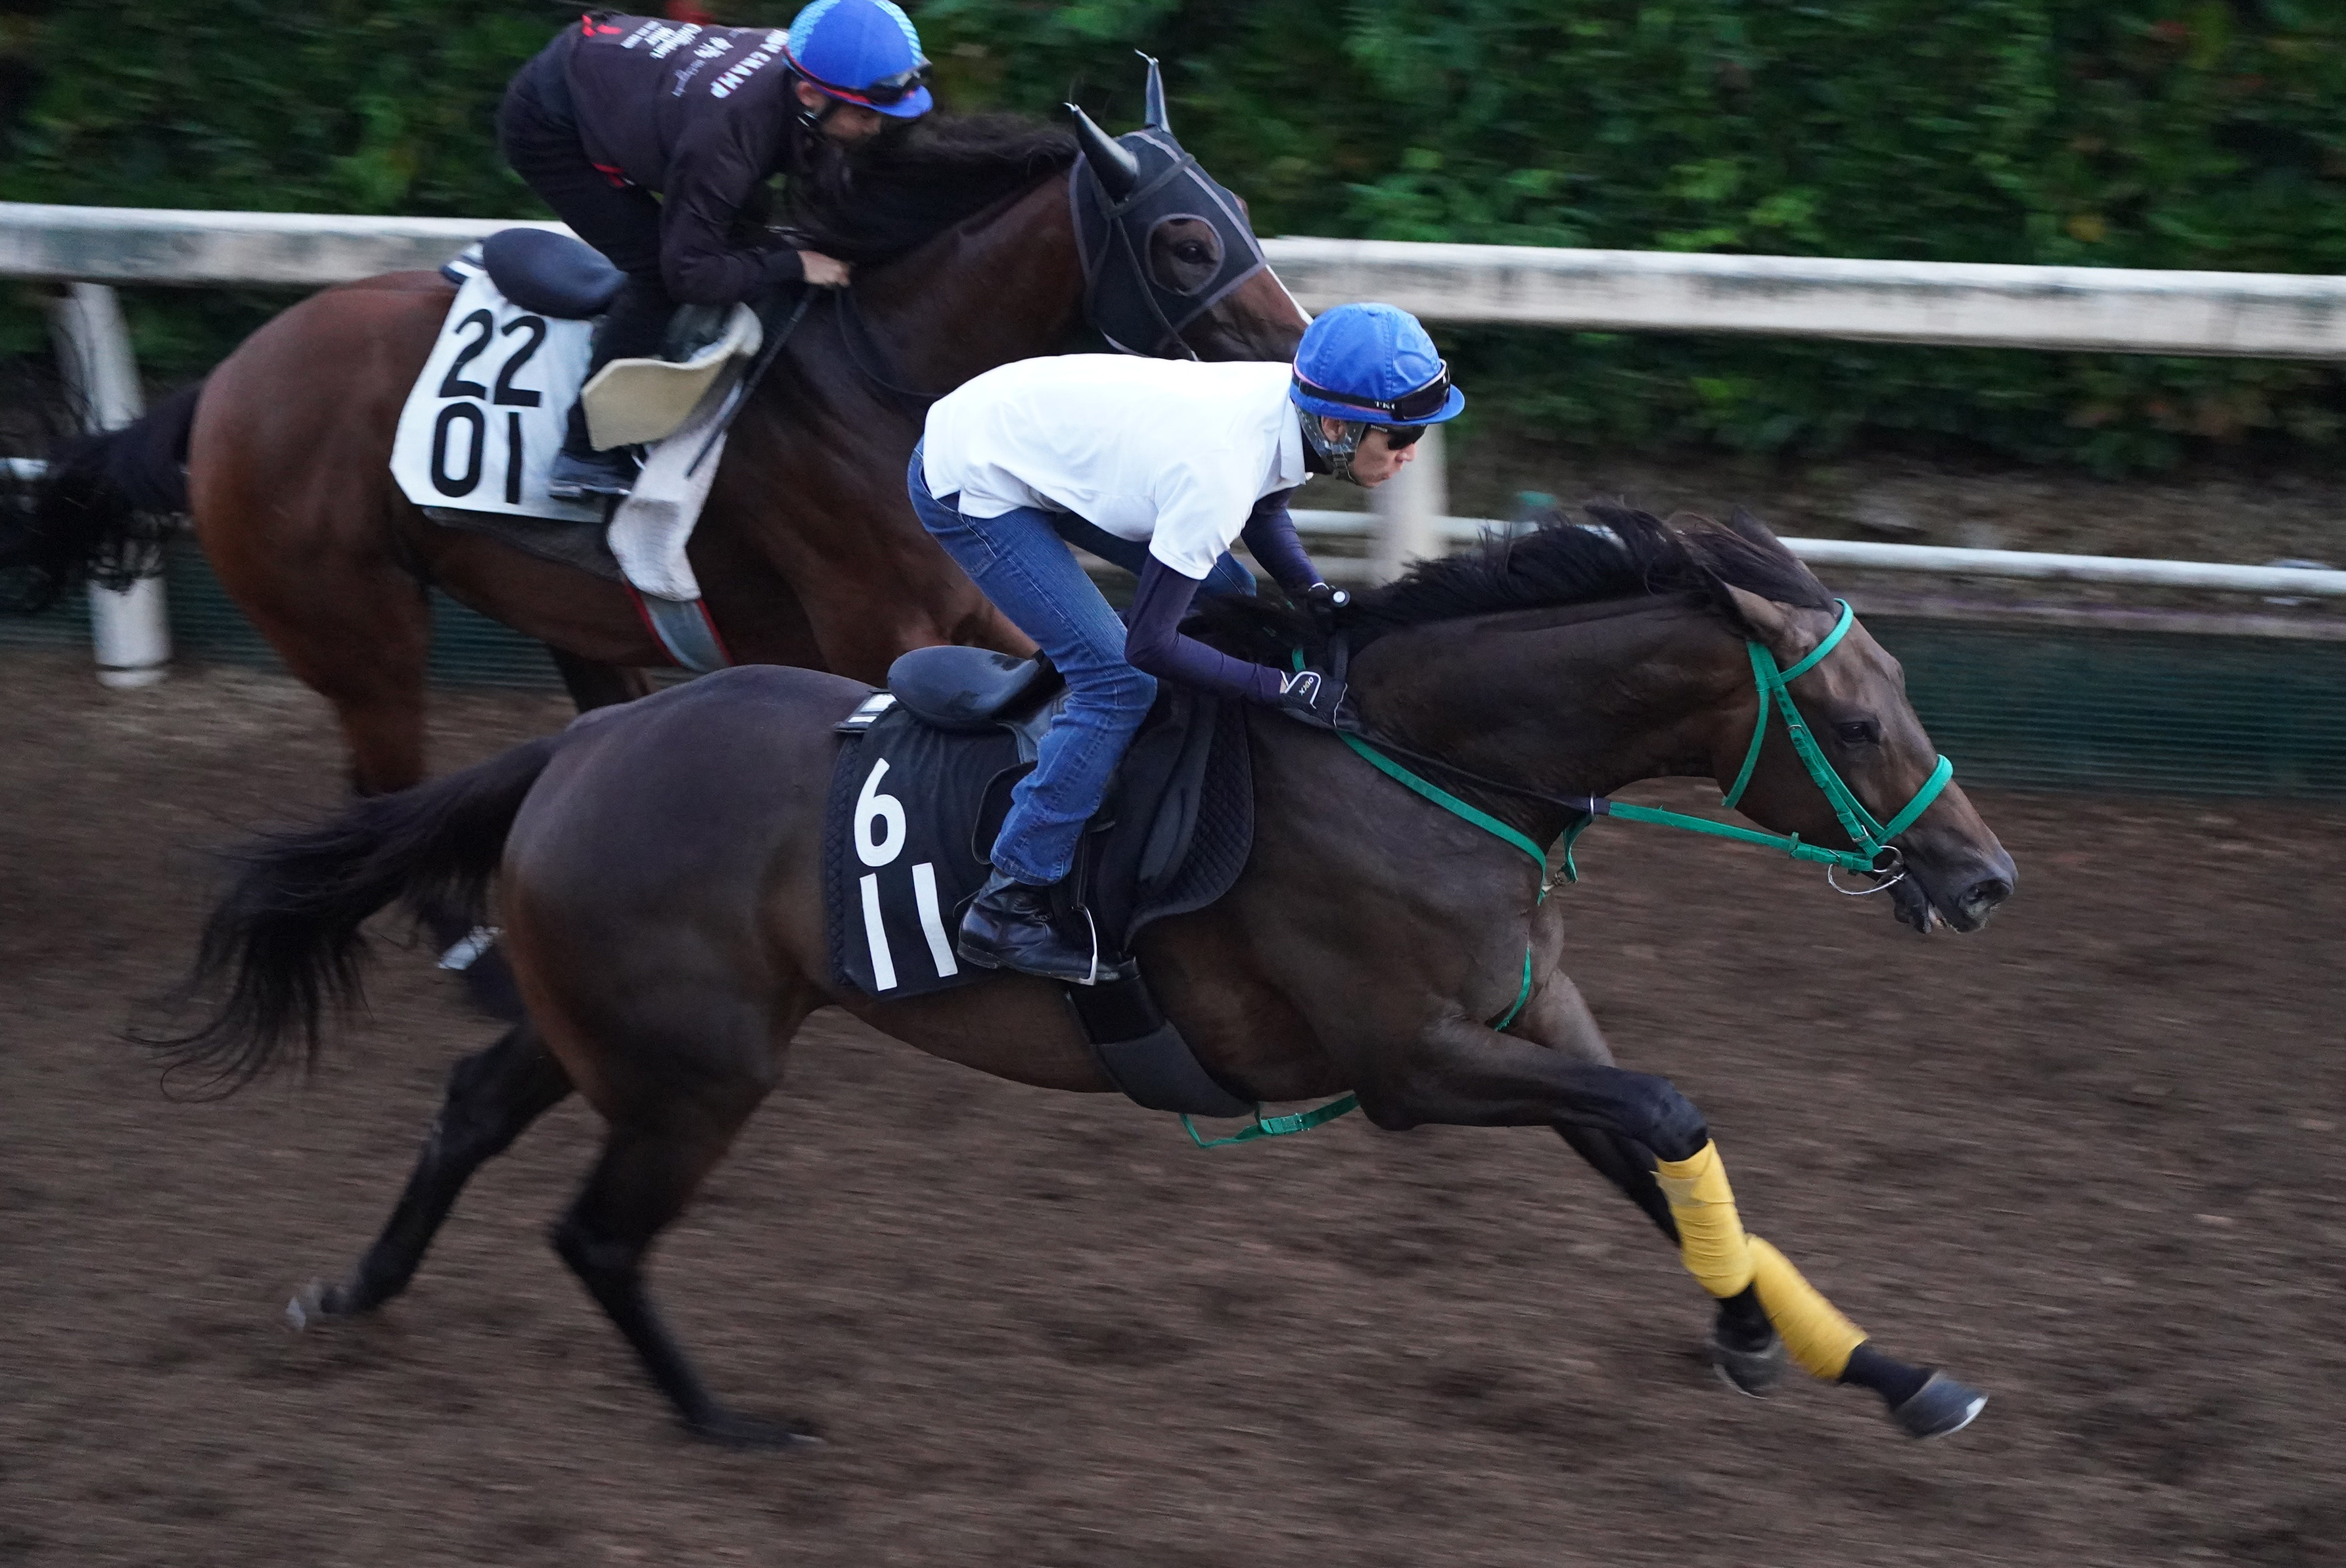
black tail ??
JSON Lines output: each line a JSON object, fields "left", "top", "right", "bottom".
{"left": 1, "top": 382, "right": 202, "bottom": 614}
{"left": 153, "top": 735, "right": 562, "bottom": 1093}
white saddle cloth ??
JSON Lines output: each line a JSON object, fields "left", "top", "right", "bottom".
{"left": 394, "top": 268, "right": 758, "bottom": 604}
{"left": 390, "top": 271, "right": 600, "bottom": 525}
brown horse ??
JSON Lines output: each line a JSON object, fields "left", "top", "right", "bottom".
{"left": 167, "top": 507, "right": 2015, "bottom": 1450}
{"left": 3, "top": 103, "right": 1306, "bottom": 799}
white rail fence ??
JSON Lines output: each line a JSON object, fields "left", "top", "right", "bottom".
{"left": 5, "top": 200, "right": 2343, "bottom": 682}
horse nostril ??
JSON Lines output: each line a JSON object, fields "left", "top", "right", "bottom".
{"left": 1962, "top": 875, "right": 2013, "bottom": 911}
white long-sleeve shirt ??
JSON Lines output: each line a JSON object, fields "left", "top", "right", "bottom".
{"left": 920, "top": 355, "right": 1306, "bottom": 581}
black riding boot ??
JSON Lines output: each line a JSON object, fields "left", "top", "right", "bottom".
{"left": 547, "top": 274, "right": 674, "bottom": 499}
{"left": 957, "top": 871, "right": 1100, "bottom": 984}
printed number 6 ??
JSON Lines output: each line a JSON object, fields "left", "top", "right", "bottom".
{"left": 855, "top": 758, "right": 907, "bottom": 867}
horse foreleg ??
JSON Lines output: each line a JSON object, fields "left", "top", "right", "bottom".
{"left": 1498, "top": 973, "right": 1782, "bottom": 1389}
{"left": 293, "top": 1025, "right": 572, "bottom": 1324}
{"left": 1362, "top": 1010, "right": 1986, "bottom": 1439}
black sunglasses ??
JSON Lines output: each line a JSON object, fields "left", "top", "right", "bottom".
{"left": 1376, "top": 424, "right": 1427, "bottom": 450}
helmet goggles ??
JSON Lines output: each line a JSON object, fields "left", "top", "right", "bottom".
{"left": 786, "top": 53, "right": 929, "bottom": 106}
{"left": 1289, "top": 361, "right": 1454, "bottom": 425}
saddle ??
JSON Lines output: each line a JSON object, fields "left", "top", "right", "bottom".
{"left": 824, "top": 647, "right": 1257, "bottom": 1118}
{"left": 478, "top": 228, "right": 624, "bottom": 318}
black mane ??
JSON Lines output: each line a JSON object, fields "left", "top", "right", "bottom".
{"left": 785, "top": 112, "right": 1077, "bottom": 265}
{"left": 1191, "top": 500, "right": 1834, "bottom": 662}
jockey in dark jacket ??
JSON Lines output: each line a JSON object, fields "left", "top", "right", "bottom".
{"left": 497, "top": 0, "right": 934, "bottom": 498}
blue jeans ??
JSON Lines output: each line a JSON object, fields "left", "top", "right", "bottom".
{"left": 909, "top": 448, "right": 1158, "bottom": 886}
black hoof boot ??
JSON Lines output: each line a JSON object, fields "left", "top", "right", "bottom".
{"left": 685, "top": 1409, "right": 823, "bottom": 1450}
{"left": 956, "top": 873, "right": 1099, "bottom": 984}
{"left": 1889, "top": 1371, "right": 1988, "bottom": 1440}
{"left": 1710, "top": 1328, "right": 1788, "bottom": 1397}
{"left": 1708, "top": 1283, "right": 1785, "bottom": 1397}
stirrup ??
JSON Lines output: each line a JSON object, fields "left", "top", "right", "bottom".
{"left": 546, "top": 448, "right": 638, "bottom": 499}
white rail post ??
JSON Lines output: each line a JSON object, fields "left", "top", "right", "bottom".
{"left": 1368, "top": 424, "right": 1448, "bottom": 584}
{"left": 49, "top": 281, "right": 170, "bottom": 688}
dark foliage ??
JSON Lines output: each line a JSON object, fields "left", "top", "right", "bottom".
{"left": 5, "top": 1, "right": 2346, "bottom": 467}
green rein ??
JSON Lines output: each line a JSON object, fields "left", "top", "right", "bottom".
{"left": 1186, "top": 602, "right": 1952, "bottom": 1149}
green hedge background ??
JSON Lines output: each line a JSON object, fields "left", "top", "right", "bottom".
{"left": 5, "top": 0, "right": 2345, "bottom": 471}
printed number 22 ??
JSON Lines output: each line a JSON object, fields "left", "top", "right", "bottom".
{"left": 430, "top": 311, "right": 548, "bottom": 500}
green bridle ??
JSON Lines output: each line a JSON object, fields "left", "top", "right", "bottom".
{"left": 1601, "top": 599, "right": 1956, "bottom": 883}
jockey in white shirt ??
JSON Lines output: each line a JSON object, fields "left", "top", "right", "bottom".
{"left": 907, "top": 302, "right": 1465, "bottom": 982}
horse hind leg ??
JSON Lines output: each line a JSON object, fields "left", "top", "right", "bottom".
{"left": 551, "top": 1107, "right": 814, "bottom": 1450}
{"left": 291, "top": 1024, "right": 572, "bottom": 1324}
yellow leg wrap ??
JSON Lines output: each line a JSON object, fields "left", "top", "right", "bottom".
{"left": 1653, "top": 1140, "right": 1754, "bottom": 1299}
{"left": 1747, "top": 1235, "right": 1868, "bottom": 1381}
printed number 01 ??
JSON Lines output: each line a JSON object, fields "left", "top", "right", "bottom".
{"left": 855, "top": 758, "right": 907, "bottom": 867}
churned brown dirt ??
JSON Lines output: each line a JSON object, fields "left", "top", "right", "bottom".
{"left": 2, "top": 647, "right": 2341, "bottom": 1567}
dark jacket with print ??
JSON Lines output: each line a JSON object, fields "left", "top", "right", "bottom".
{"left": 559, "top": 13, "right": 813, "bottom": 304}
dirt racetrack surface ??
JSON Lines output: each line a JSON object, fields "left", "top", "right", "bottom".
{"left": 3, "top": 649, "right": 2342, "bottom": 1567}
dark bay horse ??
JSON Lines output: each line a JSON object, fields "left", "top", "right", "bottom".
{"left": 166, "top": 507, "right": 2015, "bottom": 1448}
{"left": 3, "top": 105, "right": 1306, "bottom": 798}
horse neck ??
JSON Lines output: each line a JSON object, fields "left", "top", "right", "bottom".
{"left": 1350, "top": 598, "right": 1753, "bottom": 843}
{"left": 848, "top": 174, "right": 1086, "bottom": 388}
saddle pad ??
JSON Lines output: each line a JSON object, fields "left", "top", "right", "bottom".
{"left": 424, "top": 505, "right": 621, "bottom": 582}
{"left": 392, "top": 270, "right": 601, "bottom": 524}
{"left": 825, "top": 701, "right": 1021, "bottom": 1000}
{"left": 821, "top": 691, "right": 1256, "bottom": 1001}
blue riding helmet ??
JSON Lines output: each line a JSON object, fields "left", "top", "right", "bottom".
{"left": 1289, "top": 303, "right": 1465, "bottom": 426}
{"left": 783, "top": 0, "right": 933, "bottom": 119}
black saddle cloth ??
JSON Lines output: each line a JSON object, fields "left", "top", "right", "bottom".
{"left": 481, "top": 227, "right": 625, "bottom": 319}
{"left": 822, "top": 666, "right": 1253, "bottom": 1003}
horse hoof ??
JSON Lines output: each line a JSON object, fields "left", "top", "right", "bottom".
{"left": 284, "top": 1280, "right": 332, "bottom": 1331}
{"left": 1709, "top": 1330, "right": 1788, "bottom": 1398}
{"left": 686, "top": 1410, "right": 823, "bottom": 1451}
{"left": 1890, "top": 1371, "right": 1987, "bottom": 1441}
{"left": 285, "top": 1278, "right": 375, "bottom": 1330}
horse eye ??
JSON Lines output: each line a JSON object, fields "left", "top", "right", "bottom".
{"left": 1835, "top": 719, "right": 1882, "bottom": 746}
{"left": 1178, "top": 243, "right": 1208, "bottom": 262}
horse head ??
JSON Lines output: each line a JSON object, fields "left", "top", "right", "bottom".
{"left": 1227, "top": 503, "right": 2016, "bottom": 937}
{"left": 1065, "top": 55, "right": 1307, "bottom": 363}
{"left": 1717, "top": 576, "right": 2015, "bottom": 934}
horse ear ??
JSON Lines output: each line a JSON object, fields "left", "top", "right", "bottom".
{"left": 1139, "top": 51, "right": 1169, "bottom": 133}
{"left": 1723, "top": 584, "right": 1799, "bottom": 647}
{"left": 1063, "top": 102, "right": 1140, "bottom": 199}
{"left": 1728, "top": 505, "right": 1774, "bottom": 543}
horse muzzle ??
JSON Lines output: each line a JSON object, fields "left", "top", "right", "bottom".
{"left": 1892, "top": 851, "right": 2017, "bottom": 934}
